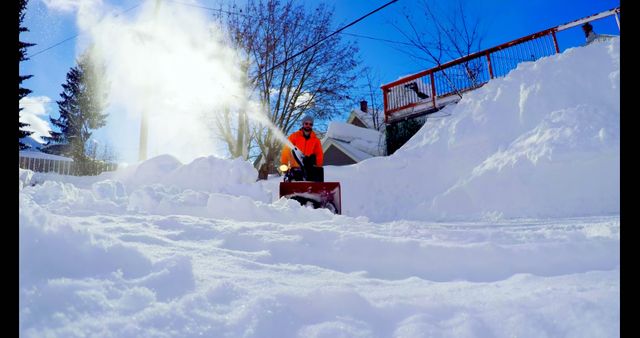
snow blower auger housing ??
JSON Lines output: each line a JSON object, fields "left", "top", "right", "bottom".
{"left": 278, "top": 147, "right": 342, "bottom": 214}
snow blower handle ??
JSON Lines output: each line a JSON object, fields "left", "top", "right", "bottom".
{"left": 291, "top": 147, "right": 305, "bottom": 168}
{"left": 291, "top": 147, "right": 308, "bottom": 180}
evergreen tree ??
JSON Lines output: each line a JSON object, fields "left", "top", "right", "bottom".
{"left": 19, "top": 0, "right": 35, "bottom": 150}
{"left": 43, "top": 49, "right": 109, "bottom": 174}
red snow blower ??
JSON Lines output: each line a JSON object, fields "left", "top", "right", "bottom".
{"left": 278, "top": 147, "right": 341, "bottom": 214}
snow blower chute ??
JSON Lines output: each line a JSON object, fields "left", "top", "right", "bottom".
{"left": 278, "top": 147, "right": 342, "bottom": 214}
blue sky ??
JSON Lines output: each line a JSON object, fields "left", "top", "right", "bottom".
{"left": 20, "top": 0, "right": 620, "bottom": 163}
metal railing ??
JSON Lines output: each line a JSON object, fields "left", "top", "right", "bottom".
{"left": 381, "top": 7, "right": 620, "bottom": 123}
{"left": 19, "top": 155, "right": 73, "bottom": 175}
{"left": 19, "top": 153, "right": 118, "bottom": 176}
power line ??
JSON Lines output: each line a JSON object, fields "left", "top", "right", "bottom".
{"left": 30, "top": 34, "right": 80, "bottom": 58}
{"left": 29, "top": 2, "right": 143, "bottom": 58}
{"left": 165, "top": 0, "right": 250, "bottom": 17}
{"left": 340, "top": 32, "right": 415, "bottom": 47}
{"left": 258, "top": 0, "right": 400, "bottom": 78}
{"left": 28, "top": 1, "right": 251, "bottom": 59}
{"left": 28, "top": 0, "right": 401, "bottom": 65}
{"left": 340, "top": 31, "right": 460, "bottom": 54}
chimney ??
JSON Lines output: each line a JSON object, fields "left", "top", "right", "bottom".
{"left": 359, "top": 100, "right": 368, "bottom": 113}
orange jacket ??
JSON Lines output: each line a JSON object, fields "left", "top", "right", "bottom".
{"left": 280, "top": 129, "right": 324, "bottom": 168}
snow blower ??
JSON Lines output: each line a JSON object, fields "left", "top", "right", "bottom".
{"left": 278, "top": 147, "right": 342, "bottom": 214}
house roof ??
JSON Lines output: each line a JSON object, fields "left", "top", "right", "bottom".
{"left": 321, "top": 121, "right": 385, "bottom": 163}
{"left": 346, "top": 108, "right": 384, "bottom": 131}
{"left": 323, "top": 138, "right": 373, "bottom": 163}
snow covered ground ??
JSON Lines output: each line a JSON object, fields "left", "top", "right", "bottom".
{"left": 19, "top": 38, "right": 619, "bottom": 337}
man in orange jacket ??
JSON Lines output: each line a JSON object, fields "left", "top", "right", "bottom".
{"left": 280, "top": 115, "right": 324, "bottom": 170}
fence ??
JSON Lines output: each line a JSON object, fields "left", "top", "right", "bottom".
{"left": 19, "top": 154, "right": 73, "bottom": 175}
{"left": 381, "top": 7, "right": 620, "bottom": 123}
{"left": 19, "top": 152, "right": 118, "bottom": 176}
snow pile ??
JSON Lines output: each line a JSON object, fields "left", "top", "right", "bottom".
{"left": 19, "top": 168, "right": 34, "bottom": 190}
{"left": 328, "top": 37, "right": 619, "bottom": 221}
{"left": 112, "top": 155, "right": 328, "bottom": 220}
{"left": 21, "top": 154, "right": 338, "bottom": 223}
{"left": 19, "top": 186, "right": 620, "bottom": 336}
{"left": 113, "top": 155, "right": 269, "bottom": 200}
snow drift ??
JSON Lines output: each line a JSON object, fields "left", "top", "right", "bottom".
{"left": 328, "top": 38, "right": 619, "bottom": 222}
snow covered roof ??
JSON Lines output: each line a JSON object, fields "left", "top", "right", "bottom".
{"left": 346, "top": 108, "right": 384, "bottom": 130}
{"left": 323, "top": 138, "right": 374, "bottom": 163}
{"left": 322, "top": 122, "right": 385, "bottom": 162}
{"left": 325, "top": 121, "right": 381, "bottom": 143}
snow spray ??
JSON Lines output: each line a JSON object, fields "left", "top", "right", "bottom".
{"left": 72, "top": 0, "right": 293, "bottom": 163}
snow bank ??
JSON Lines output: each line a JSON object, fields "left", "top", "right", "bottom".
{"left": 20, "top": 155, "right": 339, "bottom": 223}
{"left": 328, "top": 37, "right": 620, "bottom": 221}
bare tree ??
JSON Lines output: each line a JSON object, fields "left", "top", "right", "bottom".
{"left": 212, "top": 59, "right": 253, "bottom": 160}
{"left": 86, "top": 139, "right": 118, "bottom": 163}
{"left": 363, "top": 68, "right": 384, "bottom": 131}
{"left": 215, "top": 0, "right": 359, "bottom": 179}
{"left": 393, "top": 0, "right": 485, "bottom": 98}
{"left": 214, "top": 105, "right": 252, "bottom": 159}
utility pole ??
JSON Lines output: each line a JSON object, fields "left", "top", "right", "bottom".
{"left": 138, "top": 0, "right": 161, "bottom": 161}
{"left": 138, "top": 108, "right": 149, "bottom": 161}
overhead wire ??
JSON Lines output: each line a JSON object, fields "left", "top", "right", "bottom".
{"left": 339, "top": 31, "right": 460, "bottom": 54}
{"left": 164, "top": 0, "right": 251, "bottom": 17}
{"left": 28, "top": 0, "right": 267, "bottom": 58}
{"left": 29, "top": 1, "right": 144, "bottom": 58}
{"left": 257, "top": 0, "right": 400, "bottom": 78}
{"left": 339, "top": 32, "right": 415, "bottom": 47}
{"left": 29, "top": 0, "right": 403, "bottom": 64}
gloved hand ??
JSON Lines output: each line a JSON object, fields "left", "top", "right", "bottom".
{"left": 303, "top": 154, "right": 317, "bottom": 167}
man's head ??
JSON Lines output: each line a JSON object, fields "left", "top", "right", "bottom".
{"left": 582, "top": 22, "right": 593, "bottom": 35}
{"left": 301, "top": 115, "right": 314, "bottom": 133}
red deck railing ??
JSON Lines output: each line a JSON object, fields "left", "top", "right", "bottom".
{"left": 381, "top": 7, "right": 620, "bottom": 123}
